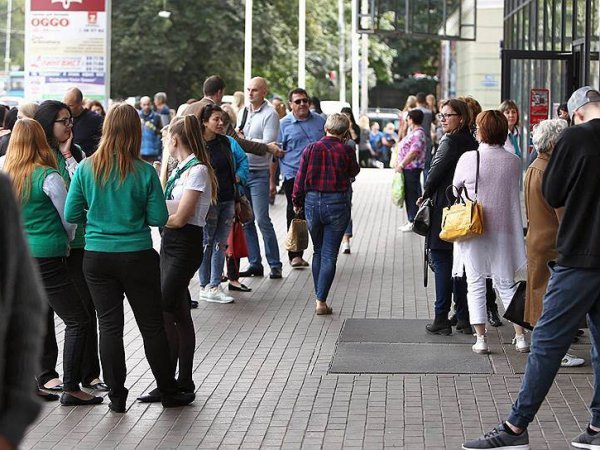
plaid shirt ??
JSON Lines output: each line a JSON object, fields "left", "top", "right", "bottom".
{"left": 292, "top": 136, "right": 360, "bottom": 207}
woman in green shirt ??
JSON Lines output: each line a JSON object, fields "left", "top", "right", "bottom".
{"left": 34, "top": 100, "right": 107, "bottom": 393}
{"left": 65, "top": 103, "right": 194, "bottom": 412}
{"left": 3, "top": 118, "right": 101, "bottom": 406}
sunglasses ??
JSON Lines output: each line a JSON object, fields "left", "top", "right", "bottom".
{"left": 293, "top": 98, "right": 309, "bottom": 105}
{"left": 54, "top": 117, "right": 74, "bottom": 126}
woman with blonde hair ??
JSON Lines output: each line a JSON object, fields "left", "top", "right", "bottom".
{"left": 65, "top": 103, "right": 194, "bottom": 412}
{"left": 4, "top": 119, "right": 101, "bottom": 406}
{"left": 400, "top": 95, "right": 418, "bottom": 138}
{"left": 138, "top": 115, "right": 219, "bottom": 403}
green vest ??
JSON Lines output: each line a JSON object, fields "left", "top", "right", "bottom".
{"left": 54, "top": 147, "right": 85, "bottom": 249}
{"left": 21, "top": 167, "right": 69, "bottom": 258}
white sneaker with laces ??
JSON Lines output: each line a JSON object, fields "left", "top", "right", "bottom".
{"left": 399, "top": 222, "right": 413, "bottom": 232}
{"left": 512, "top": 334, "right": 530, "bottom": 353}
{"left": 472, "top": 334, "right": 489, "bottom": 354}
{"left": 202, "top": 286, "right": 234, "bottom": 304}
{"left": 561, "top": 353, "right": 585, "bottom": 367}
{"left": 199, "top": 286, "right": 209, "bottom": 299}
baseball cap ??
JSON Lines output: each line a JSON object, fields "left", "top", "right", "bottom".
{"left": 567, "top": 86, "right": 600, "bottom": 119}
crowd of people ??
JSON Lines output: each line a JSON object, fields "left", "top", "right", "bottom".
{"left": 2, "top": 73, "right": 600, "bottom": 450}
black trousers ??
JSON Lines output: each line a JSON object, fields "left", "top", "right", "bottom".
{"left": 282, "top": 177, "right": 304, "bottom": 261}
{"left": 67, "top": 248, "right": 101, "bottom": 384}
{"left": 36, "top": 257, "right": 89, "bottom": 392}
{"left": 83, "top": 249, "right": 178, "bottom": 401}
{"left": 403, "top": 169, "right": 422, "bottom": 223}
{"left": 160, "top": 225, "right": 204, "bottom": 392}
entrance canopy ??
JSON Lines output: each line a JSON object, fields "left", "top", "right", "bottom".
{"left": 357, "top": 0, "right": 476, "bottom": 41}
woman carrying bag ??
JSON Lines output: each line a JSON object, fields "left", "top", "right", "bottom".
{"left": 197, "top": 104, "right": 249, "bottom": 303}
{"left": 419, "top": 98, "right": 475, "bottom": 336}
{"left": 452, "top": 110, "right": 528, "bottom": 355}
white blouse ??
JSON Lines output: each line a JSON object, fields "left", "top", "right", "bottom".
{"left": 167, "top": 155, "right": 212, "bottom": 227}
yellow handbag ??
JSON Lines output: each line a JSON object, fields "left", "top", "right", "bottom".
{"left": 439, "top": 150, "right": 484, "bottom": 242}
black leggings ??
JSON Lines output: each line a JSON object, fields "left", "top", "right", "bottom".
{"left": 36, "top": 257, "right": 89, "bottom": 392}
{"left": 83, "top": 249, "right": 178, "bottom": 402}
{"left": 160, "top": 225, "right": 204, "bottom": 392}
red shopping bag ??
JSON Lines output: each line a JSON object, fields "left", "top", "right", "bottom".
{"left": 226, "top": 219, "right": 249, "bottom": 259}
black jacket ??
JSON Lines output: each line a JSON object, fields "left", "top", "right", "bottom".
{"left": 543, "top": 118, "right": 600, "bottom": 268}
{"left": 423, "top": 128, "right": 478, "bottom": 250}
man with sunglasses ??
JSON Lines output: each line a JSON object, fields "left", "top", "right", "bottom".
{"left": 277, "top": 88, "right": 326, "bottom": 268}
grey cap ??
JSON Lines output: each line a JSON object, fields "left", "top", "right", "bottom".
{"left": 567, "top": 86, "right": 600, "bottom": 119}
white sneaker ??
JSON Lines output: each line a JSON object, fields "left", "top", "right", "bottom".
{"left": 512, "top": 334, "right": 530, "bottom": 353}
{"left": 202, "top": 286, "right": 234, "bottom": 304}
{"left": 472, "top": 335, "right": 489, "bottom": 354}
{"left": 399, "top": 222, "right": 413, "bottom": 232}
{"left": 341, "top": 241, "right": 351, "bottom": 254}
{"left": 561, "top": 353, "right": 585, "bottom": 367}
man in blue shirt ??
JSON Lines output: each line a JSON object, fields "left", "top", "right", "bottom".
{"left": 277, "top": 88, "right": 325, "bottom": 267}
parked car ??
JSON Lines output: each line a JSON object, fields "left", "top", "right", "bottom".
{"left": 366, "top": 107, "right": 401, "bottom": 130}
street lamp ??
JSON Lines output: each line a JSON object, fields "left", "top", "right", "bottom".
{"left": 158, "top": 0, "right": 171, "bottom": 18}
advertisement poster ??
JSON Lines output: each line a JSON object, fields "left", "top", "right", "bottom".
{"left": 25, "top": 0, "right": 110, "bottom": 105}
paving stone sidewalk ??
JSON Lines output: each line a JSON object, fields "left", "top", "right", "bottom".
{"left": 23, "top": 169, "right": 592, "bottom": 449}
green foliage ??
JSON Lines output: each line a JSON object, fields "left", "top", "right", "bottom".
{"left": 0, "top": 0, "right": 25, "bottom": 71}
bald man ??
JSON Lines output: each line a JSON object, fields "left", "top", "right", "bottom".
{"left": 237, "top": 77, "right": 283, "bottom": 279}
{"left": 63, "top": 87, "right": 103, "bottom": 156}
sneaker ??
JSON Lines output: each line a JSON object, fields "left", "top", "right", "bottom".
{"left": 399, "top": 222, "right": 413, "bottom": 232}
{"left": 512, "top": 335, "right": 530, "bottom": 353}
{"left": 463, "top": 423, "right": 529, "bottom": 449}
{"left": 571, "top": 428, "right": 600, "bottom": 449}
{"left": 202, "top": 286, "right": 234, "bottom": 304}
{"left": 341, "top": 241, "right": 351, "bottom": 254}
{"left": 472, "top": 335, "right": 489, "bottom": 354}
{"left": 561, "top": 353, "right": 585, "bottom": 367}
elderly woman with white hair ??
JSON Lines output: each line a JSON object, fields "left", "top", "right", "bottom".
{"left": 524, "top": 118, "right": 584, "bottom": 367}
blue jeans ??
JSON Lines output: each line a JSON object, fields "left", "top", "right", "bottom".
{"left": 199, "top": 201, "right": 235, "bottom": 288}
{"left": 429, "top": 249, "right": 469, "bottom": 320}
{"left": 305, "top": 191, "right": 351, "bottom": 302}
{"left": 344, "top": 187, "right": 353, "bottom": 237}
{"left": 242, "top": 170, "right": 282, "bottom": 270}
{"left": 508, "top": 263, "right": 600, "bottom": 428}
{"left": 403, "top": 169, "right": 422, "bottom": 223}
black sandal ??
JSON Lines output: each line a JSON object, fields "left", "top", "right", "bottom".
{"left": 228, "top": 283, "right": 251, "bottom": 292}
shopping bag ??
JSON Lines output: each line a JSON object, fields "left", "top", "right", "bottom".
{"left": 503, "top": 281, "right": 533, "bottom": 331}
{"left": 226, "top": 220, "right": 249, "bottom": 259}
{"left": 285, "top": 218, "right": 309, "bottom": 252}
{"left": 391, "top": 172, "right": 405, "bottom": 208}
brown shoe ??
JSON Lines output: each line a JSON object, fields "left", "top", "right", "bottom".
{"left": 315, "top": 302, "right": 333, "bottom": 315}
{"left": 291, "top": 257, "right": 304, "bottom": 268}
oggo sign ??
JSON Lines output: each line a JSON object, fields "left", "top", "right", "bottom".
{"left": 31, "top": 17, "right": 70, "bottom": 27}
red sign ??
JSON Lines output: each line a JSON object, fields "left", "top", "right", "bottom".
{"left": 530, "top": 88, "right": 550, "bottom": 126}
{"left": 31, "top": 0, "right": 105, "bottom": 12}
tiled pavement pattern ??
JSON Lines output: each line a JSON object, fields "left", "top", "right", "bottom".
{"left": 23, "top": 169, "right": 593, "bottom": 449}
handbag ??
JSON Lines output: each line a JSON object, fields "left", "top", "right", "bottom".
{"left": 236, "top": 194, "right": 254, "bottom": 224}
{"left": 285, "top": 216, "right": 309, "bottom": 252}
{"left": 413, "top": 198, "right": 432, "bottom": 237}
{"left": 503, "top": 281, "right": 533, "bottom": 331}
{"left": 439, "top": 150, "right": 484, "bottom": 243}
{"left": 226, "top": 219, "right": 249, "bottom": 259}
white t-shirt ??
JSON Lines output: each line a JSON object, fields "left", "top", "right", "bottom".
{"left": 168, "top": 158, "right": 212, "bottom": 227}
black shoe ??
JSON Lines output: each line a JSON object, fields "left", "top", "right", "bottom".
{"left": 456, "top": 320, "right": 473, "bottom": 334}
{"left": 449, "top": 314, "right": 458, "bottom": 327}
{"left": 162, "top": 391, "right": 195, "bottom": 408}
{"left": 487, "top": 307, "right": 503, "bottom": 327}
{"left": 425, "top": 316, "right": 452, "bottom": 335}
{"left": 108, "top": 389, "right": 128, "bottom": 413}
{"left": 269, "top": 267, "right": 283, "bottom": 279}
{"left": 190, "top": 300, "right": 199, "bottom": 309}
{"left": 228, "top": 283, "right": 251, "bottom": 292}
{"left": 60, "top": 392, "right": 104, "bottom": 406}
{"left": 37, "top": 389, "right": 59, "bottom": 402}
{"left": 239, "top": 266, "right": 264, "bottom": 278}
{"left": 137, "top": 388, "right": 161, "bottom": 403}
{"left": 82, "top": 380, "right": 110, "bottom": 391}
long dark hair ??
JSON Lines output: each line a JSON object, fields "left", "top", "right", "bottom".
{"left": 34, "top": 100, "right": 72, "bottom": 149}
